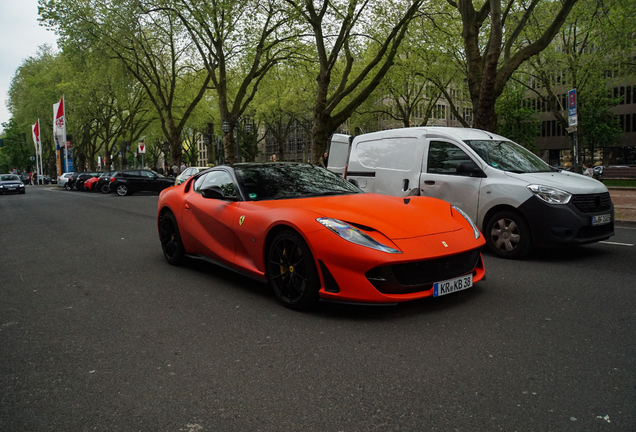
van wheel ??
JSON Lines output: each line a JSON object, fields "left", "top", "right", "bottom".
{"left": 485, "top": 210, "right": 532, "bottom": 259}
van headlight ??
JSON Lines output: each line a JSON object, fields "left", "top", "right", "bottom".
{"left": 527, "top": 184, "right": 571, "bottom": 204}
{"left": 452, "top": 205, "right": 481, "bottom": 239}
{"left": 317, "top": 218, "right": 401, "bottom": 253}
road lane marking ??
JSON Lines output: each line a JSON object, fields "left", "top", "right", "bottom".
{"left": 600, "top": 241, "right": 634, "bottom": 246}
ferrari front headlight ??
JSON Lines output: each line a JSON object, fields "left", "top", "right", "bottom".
{"left": 451, "top": 205, "right": 481, "bottom": 239}
{"left": 527, "top": 184, "right": 571, "bottom": 204}
{"left": 317, "top": 218, "right": 401, "bottom": 254}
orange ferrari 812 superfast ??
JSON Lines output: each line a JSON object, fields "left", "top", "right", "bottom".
{"left": 157, "top": 163, "right": 485, "bottom": 310}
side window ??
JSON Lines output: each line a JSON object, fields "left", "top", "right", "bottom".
{"left": 427, "top": 141, "right": 473, "bottom": 175}
{"left": 194, "top": 171, "right": 238, "bottom": 197}
{"left": 124, "top": 170, "right": 141, "bottom": 178}
{"left": 140, "top": 171, "right": 154, "bottom": 178}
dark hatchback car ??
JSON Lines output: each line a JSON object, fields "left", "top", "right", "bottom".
{"left": 109, "top": 169, "right": 174, "bottom": 196}
{"left": 95, "top": 171, "right": 116, "bottom": 194}
{"left": 0, "top": 174, "right": 26, "bottom": 194}
{"left": 65, "top": 172, "right": 82, "bottom": 190}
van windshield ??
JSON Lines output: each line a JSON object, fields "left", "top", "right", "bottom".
{"left": 464, "top": 140, "right": 551, "bottom": 173}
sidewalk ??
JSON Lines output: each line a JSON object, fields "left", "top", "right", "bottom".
{"left": 609, "top": 187, "right": 636, "bottom": 227}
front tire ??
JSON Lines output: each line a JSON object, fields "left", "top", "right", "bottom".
{"left": 267, "top": 229, "right": 320, "bottom": 310}
{"left": 116, "top": 184, "right": 129, "bottom": 196}
{"left": 101, "top": 183, "right": 110, "bottom": 194}
{"left": 65, "top": 183, "right": 71, "bottom": 191}
{"left": 159, "top": 211, "right": 185, "bottom": 265}
{"left": 485, "top": 210, "right": 532, "bottom": 259}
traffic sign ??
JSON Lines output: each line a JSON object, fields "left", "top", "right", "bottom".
{"left": 568, "top": 89, "right": 578, "bottom": 126}
{"left": 138, "top": 143, "right": 146, "bottom": 154}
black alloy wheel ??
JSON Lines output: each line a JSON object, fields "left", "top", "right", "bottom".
{"left": 485, "top": 210, "right": 532, "bottom": 259}
{"left": 267, "top": 229, "right": 320, "bottom": 310}
{"left": 159, "top": 211, "right": 185, "bottom": 265}
{"left": 101, "top": 183, "right": 110, "bottom": 194}
{"left": 65, "top": 182, "right": 72, "bottom": 191}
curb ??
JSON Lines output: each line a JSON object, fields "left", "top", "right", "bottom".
{"left": 616, "top": 220, "right": 636, "bottom": 228}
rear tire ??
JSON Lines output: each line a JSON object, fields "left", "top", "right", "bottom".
{"left": 267, "top": 229, "right": 320, "bottom": 310}
{"left": 485, "top": 210, "right": 532, "bottom": 259}
{"left": 159, "top": 211, "right": 185, "bottom": 265}
{"left": 101, "top": 183, "right": 110, "bottom": 194}
{"left": 65, "top": 183, "right": 71, "bottom": 191}
{"left": 116, "top": 185, "right": 129, "bottom": 196}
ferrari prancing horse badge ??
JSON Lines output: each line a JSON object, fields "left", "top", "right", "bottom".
{"left": 239, "top": 215, "right": 246, "bottom": 225}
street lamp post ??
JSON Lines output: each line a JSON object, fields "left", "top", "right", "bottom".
{"left": 222, "top": 115, "right": 253, "bottom": 163}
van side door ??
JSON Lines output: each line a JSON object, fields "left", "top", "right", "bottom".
{"left": 326, "top": 134, "right": 352, "bottom": 177}
{"left": 419, "top": 140, "right": 484, "bottom": 222}
{"left": 347, "top": 136, "right": 423, "bottom": 196}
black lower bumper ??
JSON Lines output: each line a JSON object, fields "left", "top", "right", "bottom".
{"left": 518, "top": 195, "right": 614, "bottom": 247}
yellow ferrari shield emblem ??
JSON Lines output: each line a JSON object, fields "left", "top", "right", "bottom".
{"left": 239, "top": 215, "right": 245, "bottom": 226}
{"left": 442, "top": 241, "right": 448, "bottom": 248}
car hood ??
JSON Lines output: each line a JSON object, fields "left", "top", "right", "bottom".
{"left": 504, "top": 171, "right": 608, "bottom": 194}
{"left": 0, "top": 180, "right": 23, "bottom": 186}
{"left": 252, "top": 193, "right": 464, "bottom": 240}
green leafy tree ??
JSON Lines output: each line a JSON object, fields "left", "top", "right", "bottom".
{"left": 284, "top": 0, "right": 425, "bottom": 161}
{"left": 495, "top": 82, "right": 540, "bottom": 150}
{"left": 447, "top": 0, "right": 579, "bottom": 132}
{"left": 39, "top": 0, "right": 211, "bottom": 167}
{"left": 0, "top": 119, "right": 32, "bottom": 173}
{"left": 152, "top": 0, "right": 300, "bottom": 163}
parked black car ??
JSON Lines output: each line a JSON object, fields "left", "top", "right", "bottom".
{"left": 65, "top": 172, "right": 82, "bottom": 190}
{"left": 109, "top": 169, "right": 174, "bottom": 196}
{"left": 96, "top": 171, "right": 116, "bottom": 194}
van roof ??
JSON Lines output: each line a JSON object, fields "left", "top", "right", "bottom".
{"left": 354, "top": 127, "right": 511, "bottom": 142}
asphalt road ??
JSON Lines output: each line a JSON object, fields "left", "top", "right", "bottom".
{"left": 1, "top": 186, "right": 635, "bottom": 431}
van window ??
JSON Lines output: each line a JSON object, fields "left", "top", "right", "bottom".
{"left": 464, "top": 140, "right": 551, "bottom": 173}
{"left": 356, "top": 138, "right": 418, "bottom": 170}
{"left": 427, "top": 141, "right": 473, "bottom": 175}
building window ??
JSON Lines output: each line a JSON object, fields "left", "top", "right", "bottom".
{"left": 620, "top": 115, "right": 625, "bottom": 132}
{"left": 627, "top": 86, "right": 632, "bottom": 104}
{"left": 620, "top": 87, "right": 625, "bottom": 104}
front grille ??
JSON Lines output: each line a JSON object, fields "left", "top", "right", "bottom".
{"left": 576, "top": 223, "right": 614, "bottom": 239}
{"left": 571, "top": 193, "right": 612, "bottom": 213}
{"left": 366, "top": 248, "right": 482, "bottom": 294}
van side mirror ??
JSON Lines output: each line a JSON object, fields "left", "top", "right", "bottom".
{"left": 456, "top": 161, "right": 486, "bottom": 178}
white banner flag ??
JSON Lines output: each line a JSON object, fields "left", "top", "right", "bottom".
{"left": 31, "top": 120, "right": 41, "bottom": 155}
{"left": 53, "top": 98, "right": 66, "bottom": 149}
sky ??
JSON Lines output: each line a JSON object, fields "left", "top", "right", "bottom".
{"left": 0, "top": 0, "right": 59, "bottom": 134}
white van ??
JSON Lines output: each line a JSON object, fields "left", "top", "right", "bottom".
{"left": 327, "top": 127, "right": 614, "bottom": 259}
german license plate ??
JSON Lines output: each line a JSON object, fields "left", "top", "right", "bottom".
{"left": 434, "top": 274, "right": 473, "bottom": 297}
{"left": 591, "top": 214, "right": 611, "bottom": 226}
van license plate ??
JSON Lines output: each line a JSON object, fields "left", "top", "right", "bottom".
{"left": 591, "top": 214, "right": 611, "bottom": 226}
{"left": 434, "top": 274, "right": 473, "bottom": 297}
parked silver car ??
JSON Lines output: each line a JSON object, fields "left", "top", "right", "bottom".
{"left": 57, "top": 172, "right": 73, "bottom": 188}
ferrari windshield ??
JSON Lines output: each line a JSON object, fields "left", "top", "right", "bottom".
{"left": 464, "top": 140, "right": 551, "bottom": 173}
{"left": 235, "top": 163, "right": 362, "bottom": 200}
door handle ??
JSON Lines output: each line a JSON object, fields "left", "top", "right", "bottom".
{"left": 402, "top": 179, "right": 409, "bottom": 191}
{"left": 424, "top": 180, "right": 435, "bottom": 185}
